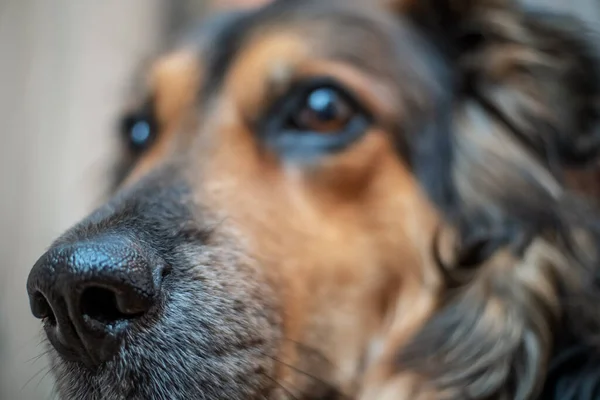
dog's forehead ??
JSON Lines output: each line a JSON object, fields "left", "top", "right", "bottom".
{"left": 142, "top": 0, "right": 442, "bottom": 116}
{"left": 193, "top": 0, "right": 409, "bottom": 99}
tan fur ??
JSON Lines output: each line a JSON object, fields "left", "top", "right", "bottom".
{"left": 125, "top": 50, "right": 200, "bottom": 185}
{"left": 66, "top": 0, "right": 599, "bottom": 398}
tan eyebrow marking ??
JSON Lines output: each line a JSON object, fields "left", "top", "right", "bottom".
{"left": 225, "top": 32, "right": 309, "bottom": 120}
{"left": 123, "top": 50, "right": 201, "bottom": 186}
{"left": 150, "top": 50, "right": 201, "bottom": 127}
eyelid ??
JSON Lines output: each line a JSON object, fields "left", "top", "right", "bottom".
{"left": 120, "top": 97, "right": 157, "bottom": 129}
{"left": 295, "top": 61, "right": 401, "bottom": 124}
{"left": 286, "top": 76, "right": 367, "bottom": 115}
{"left": 257, "top": 75, "right": 371, "bottom": 135}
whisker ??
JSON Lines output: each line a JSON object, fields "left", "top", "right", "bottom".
{"left": 16, "top": 334, "right": 46, "bottom": 357}
{"left": 36, "top": 364, "right": 58, "bottom": 391}
{"left": 205, "top": 216, "right": 229, "bottom": 236}
{"left": 49, "top": 380, "right": 59, "bottom": 400}
{"left": 281, "top": 338, "right": 338, "bottom": 367}
{"left": 258, "top": 350, "right": 349, "bottom": 399}
{"left": 26, "top": 349, "right": 53, "bottom": 364}
{"left": 261, "top": 373, "right": 300, "bottom": 400}
{"left": 46, "top": 384, "right": 59, "bottom": 400}
{"left": 21, "top": 366, "right": 49, "bottom": 391}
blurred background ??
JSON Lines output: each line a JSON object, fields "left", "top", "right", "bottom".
{"left": 0, "top": 0, "right": 597, "bottom": 398}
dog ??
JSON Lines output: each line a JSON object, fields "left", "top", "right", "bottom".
{"left": 25, "top": 0, "right": 600, "bottom": 398}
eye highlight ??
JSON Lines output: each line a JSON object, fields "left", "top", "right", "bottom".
{"left": 262, "top": 78, "right": 372, "bottom": 161}
{"left": 120, "top": 106, "right": 158, "bottom": 153}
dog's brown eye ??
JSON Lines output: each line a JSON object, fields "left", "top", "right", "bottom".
{"left": 262, "top": 79, "right": 371, "bottom": 161}
{"left": 292, "top": 88, "right": 353, "bottom": 134}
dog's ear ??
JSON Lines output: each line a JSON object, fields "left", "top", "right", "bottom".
{"left": 381, "top": 0, "right": 600, "bottom": 252}
{"left": 398, "top": 0, "right": 600, "bottom": 168}
{"left": 365, "top": 1, "right": 600, "bottom": 399}
{"left": 389, "top": 0, "right": 515, "bottom": 49}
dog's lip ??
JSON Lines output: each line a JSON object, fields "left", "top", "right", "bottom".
{"left": 43, "top": 318, "right": 97, "bottom": 368}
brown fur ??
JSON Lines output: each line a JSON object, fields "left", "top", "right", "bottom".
{"left": 27, "top": 0, "right": 600, "bottom": 399}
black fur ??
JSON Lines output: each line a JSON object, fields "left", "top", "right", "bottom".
{"left": 397, "top": 2, "right": 600, "bottom": 399}
{"left": 28, "top": 1, "right": 600, "bottom": 399}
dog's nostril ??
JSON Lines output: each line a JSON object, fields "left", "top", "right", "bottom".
{"left": 160, "top": 263, "right": 172, "bottom": 279}
{"left": 80, "top": 287, "right": 138, "bottom": 325}
{"left": 30, "top": 291, "right": 53, "bottom": 320}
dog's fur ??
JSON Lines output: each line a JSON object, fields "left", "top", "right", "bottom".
{"left": 31, "top": 0, "right": 600, "bottom": 399}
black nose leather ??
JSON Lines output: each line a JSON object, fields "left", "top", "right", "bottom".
{"left": 27, "top": 235, "right": 164, "bottom": 366}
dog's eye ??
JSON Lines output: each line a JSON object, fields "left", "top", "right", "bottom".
{"left": 263, "top": 80, "right": 371, "bottom": 160}
{"left": 120, "top": 113, "right": 157, "bottom": 153}
{"left": 291, "top": 87, "right": 353, "bottom": 134}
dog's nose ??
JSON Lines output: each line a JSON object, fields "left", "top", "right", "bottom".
{"left": 26, "top": 235, "right": 165, "bottom": 366}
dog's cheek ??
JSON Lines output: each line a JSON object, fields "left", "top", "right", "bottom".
{"left": 360, "top": 375, "right": 444, "bottom": 400}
